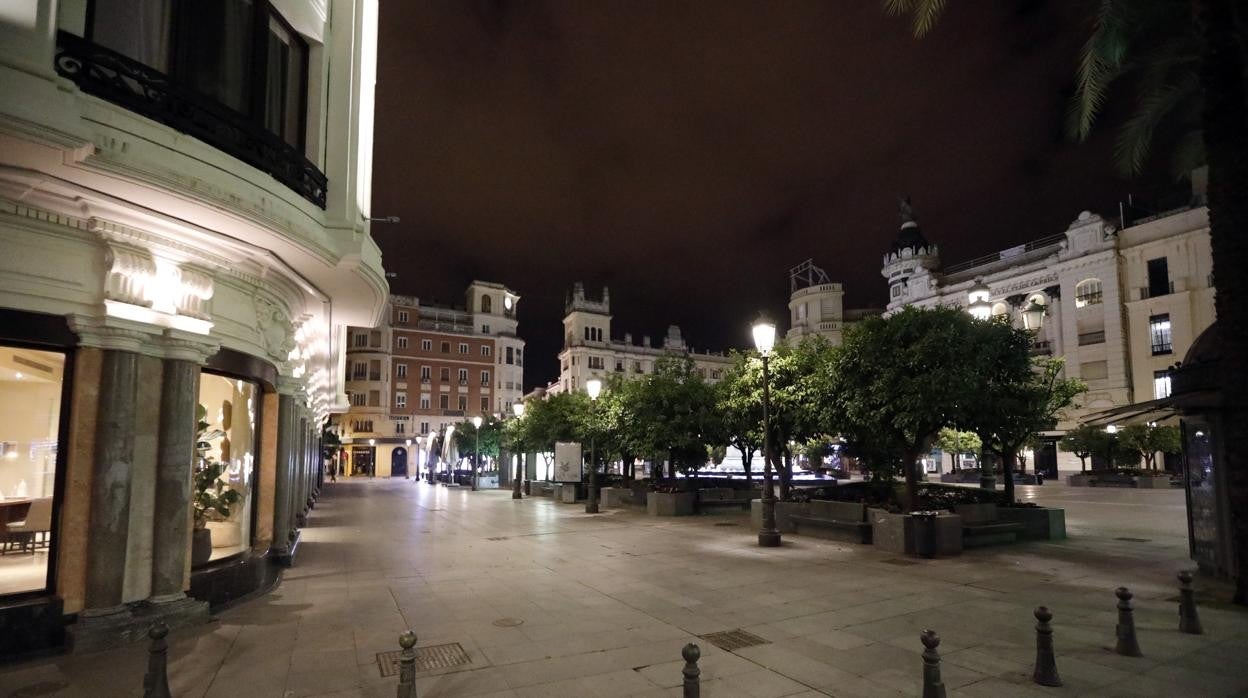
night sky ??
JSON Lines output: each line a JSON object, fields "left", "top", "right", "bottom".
{"left": 371, "top": 1, "right": 1174, "bottom": 391}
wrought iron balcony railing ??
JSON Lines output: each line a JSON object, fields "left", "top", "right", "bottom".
{"left": 54, "top": 31, "right": 327, "bottom": 209}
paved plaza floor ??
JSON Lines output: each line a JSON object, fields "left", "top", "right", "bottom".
{"left": 3, "top": 478, "right": 1247, "bottom": 698}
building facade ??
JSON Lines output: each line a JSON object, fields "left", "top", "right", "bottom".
{"left": 881, "top": 194, "right": 1214, "bottom": 473}
{"left": 0, "top": 0, "right": 384, "bottom": 657}
{"left": 786, "top": 259, "right": 881, "bottom": 344}
{"left": 551, "top": 284, "right": 733, "bottom": 395}
{"left": 334, "top": 283, "right": 524, "bottom": 477}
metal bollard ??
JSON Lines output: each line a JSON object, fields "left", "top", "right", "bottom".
{"left": 1032, "top": 607, "right": 1062, "bottom": 687}
{"left": 681, "top": 643, "right": 701, "bottom": 698}
{"left": 142, "top": 622, "right": 172, "bottom": 698}
{"left": 1178, "top": 571, "right": 1204, "bottom": 635}
{"left": 397, "top": 630, "right": 418, "bottom": 698}
{"left": 920, "top": 630, "right": 947, "bottom": 698}
{"left": 1114, "top": 587, "right": 1143, "bottom": 657}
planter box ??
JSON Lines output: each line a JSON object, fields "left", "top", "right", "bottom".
{"left": 997, "top": 506, "right": 1066, "bottom": 541}
{"left": 750, "top": 500, "right": 808, "bottom": 532}
{"left": 868, "top": 508, "right": 962, "bottom": 557}
{"left": 1135, "top": 474, "right": 1172, "bottom": 489}
{"left": 599, "top": 487, "right": 628, "bottom": 508}
{"left": 1068, "top": 473, "right": 1171, "bottom": 489}
{"left": 939, "top": 470, "right": 982, "bottom": 484}
{"left": 1067, "top": 473, "right": 1093, "bottom": 487}
{"left": 556, "top": 484, "right": 582, "bottom": 503}
{"left": 648, "top": 491, "right": 696, "bottom": 516}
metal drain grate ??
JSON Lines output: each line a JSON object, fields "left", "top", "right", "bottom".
{"left": 713, "top": 522, "right": 738, "bottom": 527}
{"left": 376, "top": 642, "right": 472, "bottom": 677}
{"left": 882, "top": 558, "right": 919, "bottom": 566}
{"left": 485, "top": 536, "right": 510, "bottom": 541}
{"left": 698, "top": 629, "right": 770, "bottom": 652}
{"left": 1115, "top": 537, "right": 1151, "bottom": 543}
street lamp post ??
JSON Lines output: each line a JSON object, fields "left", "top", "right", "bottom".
{"left": 472, "top": 415, "right": 483, "bottom": 491}
{"left": 968, "top": 278, "right": 991, "bottom": 321}
{"left": 512, "top": 402, "right": 526, "bottom": 500}
{"left": 368, "top": 438, "right": 376, "bottom": 478}
{"left": 426, "top": 433, "right": 436, "bottom": 483}
{"left": 585, "top": 379, "right": 602, "bottom": 513}
{"left": 753, "top": 316, "right": 781, "bottom": 547}
{"left": 444, "top": 424, "right": 455, "bottom": 485}
{"left": 405, "top": 438, "right": 412, "bottom": 480}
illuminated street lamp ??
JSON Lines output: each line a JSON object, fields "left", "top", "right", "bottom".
{"left": 752, "top": 314, "right": 781, "bottom": 547}
{"left": 512, "top": 402, "right": 526, "bottom": 500}
{"left": 471, "top": 415, "right": 483, "bottom": 491}
{"left": 968, "top": 278, "right": 991, "bottom": 321}
{"left": 405, "top": 438, "right": 412, "bottom": 480}
{"left": 585, "top": 378, "right": 603, "bottom": 514}
{"left": 1022, "top": 300, "right": 1047, "bottom": 331}
{"left": 368, "top": 438, "right": 376, "bottom": 478}
{"left": 444, "top": 424, "right": 455, "bottom": 485}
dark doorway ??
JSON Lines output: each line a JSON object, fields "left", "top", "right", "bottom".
{"left": 351, "top": 447, "right": 374, "bottom": 476}
{"left": 1035, "top": 439, "right": 1058, "bottom": 479}
{"left": 391, "top": 447, "right": 408, "bottom": 477}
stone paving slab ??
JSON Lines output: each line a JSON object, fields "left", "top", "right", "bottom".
{"left": 1, "top": 478, "right": 1246, "bottom": 697}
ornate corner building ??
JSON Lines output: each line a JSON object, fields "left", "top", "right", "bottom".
{"left": 0, "top": 1, "right": 386, "bottom": 657}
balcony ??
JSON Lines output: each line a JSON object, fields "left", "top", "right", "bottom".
{"left": 1077, "top": 331, "right": 1106, "bottom": 346}
{"left": 1030, "top": 341, "right": 1052, "bottom": 356}
{"left": 53, "top": 31, "right": 327, "bottom": 208}
{"left": 1152, "top": 342, "right": 1173, "bottom": 356}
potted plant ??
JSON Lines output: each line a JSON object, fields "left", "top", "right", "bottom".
{"left": 192, "top": 405, "right": 240, "bottom": 566}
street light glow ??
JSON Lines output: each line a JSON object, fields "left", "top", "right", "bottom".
{"left": 752, "top": 316, "right": 776, "bottom": 355}
{"left": 968, "top": 278, "right": 991, "bottom": 321}
{"left": 513, "top": 402, "right": 525, "bottom": 417}
{"left": 472, "top": 415, "right": 483, "bottom": 429}
{"left": 586, "top": 378, "right": 603, "bottom": 400}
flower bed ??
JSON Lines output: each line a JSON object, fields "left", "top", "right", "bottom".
{"left": 790, "top": 481, "right": 1006, "bottom": 513}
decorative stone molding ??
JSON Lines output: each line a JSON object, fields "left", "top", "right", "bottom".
{"left": 104, "top": 243, "right": 157, "bottom": 308}
{"left": 160, "top": 329, "right": 219, "bottom": 364}
{"left": 175, "top": 266, "right": 214, "bottom": 320}
{"left": 67, "top": 314, "right": 162, "bottom": 355}
{"left": 254, "top": 295, "right": 296, "bottom": 363}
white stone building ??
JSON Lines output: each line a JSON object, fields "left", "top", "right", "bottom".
{"left": 0, "top": 0, "right": 384, "bottom": 655}
{"left": 551, "top": 284, "right": 733, "bottom": 395}
{"left": 881, "top": 193, "right": 1213, "bottom": 474}
{"left": 786, "top": 259, "right": 882, "bottom": 344}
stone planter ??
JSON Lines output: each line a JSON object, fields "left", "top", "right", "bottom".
{"left": 599, "top": 487, "right": 628, "bottom": 508}
{"left": 750, "top": 500, "right": 808, "bottom": 532}
{"left": 1067, "top": 473, "right": 1093, "bottom": 487}
{"left": 648, "top": 491, "right": 696, "bottom": 516}
{"left": 1135, "top": 474, "right": 1172, "bottom": 489}
{"left": 997, "top": 506, "right": 1066, "bottom": 541}
{"left": 868, "top": 508, "right": 962, "bottom": 557}
{"left": 191, "top": 528, "right": 213, "bottom": 567}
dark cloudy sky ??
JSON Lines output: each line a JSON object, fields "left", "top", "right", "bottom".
{"left": 372, "top": 0, "right": 1173, "bottom": 391}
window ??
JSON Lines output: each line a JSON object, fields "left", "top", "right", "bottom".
{"left": 481, "top": 295, "right": 492, "bottom": 313}
{"left": 368, "top": 390, "right": 381, "bottom": 407}
{"left": 481, "top": 370, "right": 490, "bottom": 386}
{"left": 1154, "top": 370, "right": 1172, "bottom": 399}
{"left": 459, "top": 343, "right": 469, "bottom": 354}
{"left": 458, "top": 396, "right": 467, "bottom": 411}
{"left": 398, "top": 310, "right": 409, "bottom": 323}
{"left": 395, "top": 421, "right": 405, "bottom": 434}
{"left": 369, "top": 360, "right": 381, "bottom": 380}
{"left": 588, "top": 356, "right": 605, "bottom": 370}
{"left": 482, "top": 345, "right": 492, "bottom": 357}
{"left": 481, "top": 325, "right": 490, "bottom": 334}
{"left": 396, "top": 363, "right": 407, "bottom": 379}
{"left": 616, "top": 360, "right": 624, "bottom": 372}
{"left": 422, "top": 339, "right": 432, "bottom": 351}
{"left": 891, "top": 285, "right": 903, "bottom": 299}
{"left": 353, "top": 420, "right": 374, "bottom": 433}
{"left": 397, "top": 336, "right": 408, "bottom": 349}
{"left": 351, "top": 362, "right": 367, "bottom": 380}
{"left": 1150, "top": 314, "right": 1173, "bottom": 355}
{"left": 395, "top": 393, "right": 407, "bottom": 409}
{"left": 481, "top": 397, "right": 489, "bottom": 411}
{"left": 506, "top": 346, "right": 514, "bottom": 365}
{"left": 1075, "top": 279, "right": 1103, "bottom": 308}
{"left": 352, "top": 333, "right": 368, "bottom": 348}
{"left": 420, "top": 422, "right": 429, "bottom": 435}
{"left": 420, "top": 396, "right": 430, "bottom": 410}
{"left": 439, "top": 395, "right": 449, "bottom": 410}
{"left": 370, "top": 331, "right": 381, "bottom": 348}
{"left": 0, "top": 346, "right": 66, "bottom": 596}
{"left": 712, "top": 370, "right": 722, "bottom": 380}
{"left": 350, "top": 392, "right": 366, "bottom": 407}
{"left": 420, "top": 366, "right": 431, "bottom": 381}
{"left": 1147, "top": 257, "right": 1170, "bottom": 298}
{"left": 441, "top": 342, "right": 450, "bottom": 354}
{"left": 458, "top": 369, "right": 468, "bottom": 384}
{"left": 440, "top": 368, "right": 450, "bottom": 381}
{"left": 195, "top": 372, "right": 258, "bottom": 564}
{"left": 517, "top": 349, "right": 523, "bottom": 367}
{"left": 572, "top": 356, "right": 578, "bottom": 366}
{"left": 634, "top": 361, "right": 643, "bottom": 373}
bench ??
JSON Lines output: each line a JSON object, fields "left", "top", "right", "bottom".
{"left": 955, "top": 503, "right": 1024, "bottom": 547}
{"left": 697, "top": 487, "right": 753, "bottom": 511}
{"left": 789, "top": 501, "right": 872, "bottom": 544}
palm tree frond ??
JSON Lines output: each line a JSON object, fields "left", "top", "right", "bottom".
{"left": 1169, "top": 129, "right": 1206, "bottom": 181}
{"left": 1067, "top": 0, "right": 1135, "bottom": 142}
{"left": 881, "top": 0, "right": 947, "bottom": 37}
{"left": 1114, "top": 72, "right": 1200, "bottom": 176}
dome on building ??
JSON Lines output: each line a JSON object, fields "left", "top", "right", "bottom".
{"left": 889, "top": 196, "right": 933, "bottom": 255}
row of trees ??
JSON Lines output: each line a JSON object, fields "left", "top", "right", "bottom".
{"left": 509, "top": 306, "right": 1088, "bottom": 510}
{"left": 1059, "top": 423, "right": 1182, "bottom": 471}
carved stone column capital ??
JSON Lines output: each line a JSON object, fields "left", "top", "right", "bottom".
{"left": 68, "top": 314, "right": 162, "bottom": 355}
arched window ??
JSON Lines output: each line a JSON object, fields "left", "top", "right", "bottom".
{"left": 1075, "top": 279, "right": 1103, "bottom": 308}
{"left": 481, "top": 295, "right": 492, "bottom": 313}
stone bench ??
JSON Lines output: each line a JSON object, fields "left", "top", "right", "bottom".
{"left": 696, "top": 487, "right": 753, "bottom": 511}
{"left": 955, "top": 503, "right": 1024, "bottom": 547}
{"left": 789, "top": 501, "right": 872, "bottom": 544}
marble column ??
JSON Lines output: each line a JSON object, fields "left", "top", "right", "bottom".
{"left": 270, "top": 391, "right": 297, "bottom": 561}
{"left": 149, "top": 359, "right": 199, "bottom": 601}
{"left": 83, "top": 349, "right": 139, "bottom": 615}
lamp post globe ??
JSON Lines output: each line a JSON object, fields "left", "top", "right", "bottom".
{"left": 512, "top": 402, "right": 525, "bottom": 418}
{"left": 471, "top": 416, "right": 483, "bottom": 491}
{"left": 752, "top": 315, "right": 782, "bottom": 547}
{"left": 967, "top": 278, "right": 992, "bottom": 321}
{"left": 585, "top": 378, "right": 603, "bottom": 514}
{"left": 1022, "top": 300, "right": 1046, "bottom": 331}
{"left": 511, "top": 401, "right": 526, "bottom": 499}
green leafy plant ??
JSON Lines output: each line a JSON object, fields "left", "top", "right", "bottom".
{"left": 194, "top": 404, "right": 241, "bottom": 530}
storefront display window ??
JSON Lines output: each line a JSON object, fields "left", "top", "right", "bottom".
{"left": 0, "top": 347, "right": 65, "bottom": 596}
{"left": 195, "top": 373, "right": 258, "bottom": 565}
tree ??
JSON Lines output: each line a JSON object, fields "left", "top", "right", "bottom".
{"left": 626, "top": 356, "right": 719, "bottom": 479}
{"left": 828, "top": 306, "right": 985, "bottom": 510}
{"left": 761, "top": 337, "right": 837, "bottom": 498}
{"left": 1119, "top": 423, "right": 1183, "bottom": 470}
{"left": 521, "top": 392, "right": 590, "bottom": 475}
{"left": 886, "top": 0, "right": 1248, "bottom": 609}
{"left": 936, "top": 427, "right": 981, "bottom": 472}
{"left": 453, "top": 416, "right": 504, "bottom": 467}
{"left": 1059, "top": 424, "right": 1110, "bottom": 472}
{"left": 715, "top": 351, "right": 765, "bottom": 482}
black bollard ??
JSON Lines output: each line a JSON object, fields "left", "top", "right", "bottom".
{"left": 920, "top": 630, "right": 947, "bottom": 698}
{"left": 682, "top": 643, "right": 701, "bottom": 698}
{"left": 397, "top": 630, "right": 418, "bottom": 698}
{"left": 1114, "top": 587, "right": 1143, "bottom": 657}
{"left": 1032, "top": 607, "right": 1062, "bottom": 687}
{"left": 142, "top": 622, "right": 172, "bottom": 698}
{"left": 1178, "top": 571, "right": 1204, "bottom": 635}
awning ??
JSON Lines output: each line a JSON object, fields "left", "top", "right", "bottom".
{"left": 1081, "top": 397, "right": 1179, "bottom": 427}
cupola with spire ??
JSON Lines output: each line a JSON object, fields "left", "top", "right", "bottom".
{"left": 881, "top": 196, "right": 941, "bottom": 309}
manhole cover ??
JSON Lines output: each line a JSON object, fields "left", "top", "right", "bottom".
{"left": 492, "top": 617, "right": 524, "bottom": 627}
{"left": 10, "top": 681, "right": 72, "bottom": 697}
{"left": 882, "top": 558, "right": 919, "bottom": 566}
{"left": 713, "top": 522, "right": 738, "bottom": 527}
{"left": 1115, "top": 537, "right": 1151, "bottom": 543}
{"left": 698, "top": 629, "right": 770, "bottom": 652}
{"left": 376, "top": 642, "right": 472, "bottom": 676}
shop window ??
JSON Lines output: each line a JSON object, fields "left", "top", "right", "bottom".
{"left": 0, "top": 347, "right": 66, "bottom": 597}
{"left": 195, "top": 373, "right": 258, "bottom": 565}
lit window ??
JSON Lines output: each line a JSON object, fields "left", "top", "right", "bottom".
{"left": 1075, "top": 279, "right": 1103, "bottom": 308}
{"left": 1150, "top": 314, "right": 1172, "bottom": 355}
{"left": 1153, "top": 370, "right": 1172, "bottom": 400}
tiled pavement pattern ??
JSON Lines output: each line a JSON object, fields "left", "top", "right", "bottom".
{"left": 2, "top": 479, "right": 1246, "bottom": 697}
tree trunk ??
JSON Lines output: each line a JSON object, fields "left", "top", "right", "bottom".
{"left": 1002, "top": 448, "right": 1017, "bottom": 503}
{"left": 949, "top": 452, "right": 958, "bottom": 473}
{"left": 779, "top": 450, "right": 793, "bottom": 501}
{"left": 742, "top": 450, "right": 753, "bottom": 483}
{"left": 1194, "top": 0, "right": 1248, "bottom": 604}
{"left": 1080, "top": 456, "right": 1087, "bottom": 472}
{"left": 903, "top": 447, "right": 920, "bottom": 511}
